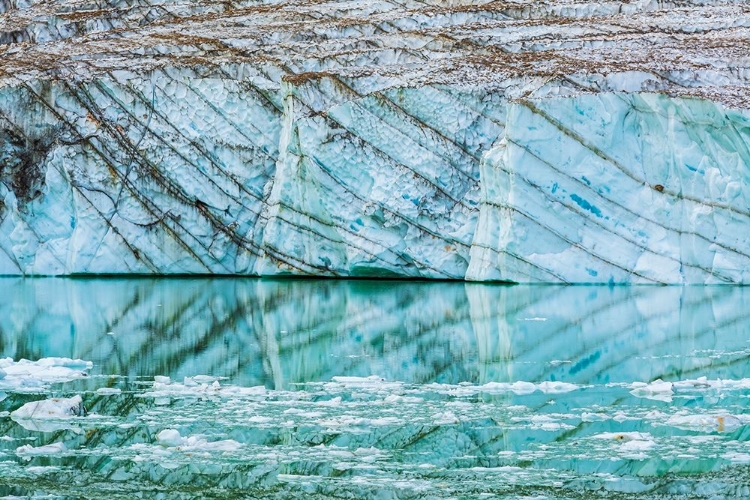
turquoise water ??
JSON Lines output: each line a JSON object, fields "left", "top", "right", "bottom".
{"left": 0, "top": 279, "right": 749, "bottom": 498}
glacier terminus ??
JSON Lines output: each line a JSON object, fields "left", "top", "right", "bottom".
{"left": 1, "top": 0, "right": 750, "bottom": 283}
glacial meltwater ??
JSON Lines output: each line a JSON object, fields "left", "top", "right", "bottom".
{"left": 0, "top": 279, "right": 748, "bottom": 499}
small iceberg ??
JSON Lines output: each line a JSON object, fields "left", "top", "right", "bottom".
{"left": 11, "top": 395, "right": 87, "bottom": 432}
{"left": 16, "top": 441, "right": 68, "bottom": 458}
{"left": 156, "top": 429, "right": 241, "bottom": 452}
{"left": 0, "top": 358, "right": 92, "bottom": 391}
{"left": 629, "top": 380, "right": 674, "bottom": 402}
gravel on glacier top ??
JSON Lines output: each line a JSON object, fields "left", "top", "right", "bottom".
{"left": 1, "top": 0, "right": 750, "bottom": 104}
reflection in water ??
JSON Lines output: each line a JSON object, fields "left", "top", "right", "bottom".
{"left": 0, "top": 279, "right": 748, "bottom": 498}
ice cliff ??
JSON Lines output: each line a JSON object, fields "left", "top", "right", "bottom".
{"left": 1, "top": 0, "right": 750, "bottom": 282}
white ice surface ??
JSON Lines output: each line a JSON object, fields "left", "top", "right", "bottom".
{"left": 0, "top": 358, "right": 92, "bottom": 391}
{"left": 156, "top": 429, "right": 241, "bottom": 452}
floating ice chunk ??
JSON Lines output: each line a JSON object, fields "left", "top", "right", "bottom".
{"left": 672, "top": 377, "right": 750, "bottom": 392}
{"left": 157, "top": 429, "right": 241, "bottom": 452}
{"left": 432, "top": 411, "right": 460, "bottom": 425}
{"left": 629, "top": 380, "right": 673, "bottom": 402}
{"left": 12, "top": 395, "right": 86, "bottom": 419}
{"left": 592, "top": 432, "right": 653, "bottom": 442}
{"left": 592, "top": 431, "right": 656, "bottom": 457}
{"left": 16, "top": 442, "right": 67, "bottom": 457}
{"left": 516, "top": 414, "right": 575, "bottom": 431}
{"left": 537, "top": 381, "right": 579, "bottom": 394}
{"left": 143, "top": 377, "right": 266, "bottom": 399}
{"left": 581, "top": 412, "right": 610, "bottom": 422}
{"left": 509, "top": 381, "right": 538, "bottom": 395}
{"left": 383, "top": 394, "right": 423, "bottom": 404}
{"left": 477, "top": 381, "right": 581, "bottom": 395}
{"left": 283, "top": 408, "right": 323, "bottom": 418}
{"left": 324, "top": 376, "right": 404, "bottom": 394}
{"left": 156, "top": 429, "right": 183, "bottom": 447}
{"left": 723, "top": 452, "right": 750, "bottom": 464}
{"left": 317, "top": 396, "right": 342, "bottom": 406}
{"left": 96, "top": 387, "right": 122, "bottom": 395}
{"left": 666, "top": 414, "right": 743, "bottom": 433}
{"left": 248, "top": 416, "right": 273, "bottom": 423}
{"left": 11, "top": 395, "right": 86, "bottom": 432}
{"left": 620, "top": 439, "right": 655, "bottom": 452}
{"left": 0, "top": 358, "right": 92, "bottom": 390}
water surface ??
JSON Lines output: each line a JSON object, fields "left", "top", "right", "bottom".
{"left": 0, "top": 279, "right": 748, "bottom": 498}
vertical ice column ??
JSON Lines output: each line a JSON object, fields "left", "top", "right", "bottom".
{"left": 257, "top": 76, "right": 492, "bottom": 278}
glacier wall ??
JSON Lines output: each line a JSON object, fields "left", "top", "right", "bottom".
{"left": 0, "top": 69, "right": 284, "bottom": 275}
{"left": 2, "top": 73, "right": 750, "bottom": 282}
{"left": 468, "top": 94, "right": 750, "bottom": 284}
{"left": 2, "top": 0, "right": 750, "bottom": 281}
{"left": 4, "top": 75, "right": 750, "bottom": 282}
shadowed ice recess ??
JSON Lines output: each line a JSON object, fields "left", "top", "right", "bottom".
{"left": 0, "top": 279, "right": 749, "bottom": 498}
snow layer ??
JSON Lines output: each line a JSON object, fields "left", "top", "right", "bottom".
{"left": 1, "top": 1, "right": 750, "bottom": 281}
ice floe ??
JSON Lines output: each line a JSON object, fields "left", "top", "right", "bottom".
{"left": 16, "top": 442, "right": 68, "bottom": 458}
{"left": 142, "top": 376, "right": 267, "bottom": 399}
{"left": 10, "top": 395, "right": 87, "bottom": 432}
{"left": 0, "top": 358, "right": 92, "bottom": 391}
{"left": 156, "top": 429, "right": 241, "bottom": 452}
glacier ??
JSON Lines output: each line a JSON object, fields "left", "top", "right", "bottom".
{"left": 1, "top": 0, "right": 750, "bottom": 282}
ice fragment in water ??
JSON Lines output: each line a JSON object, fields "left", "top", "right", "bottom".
{"left": 11, "top": 395, "right": 87, "bottom": 432}
{"left": 157, "top": 429, "right": 241, "bottom": 452}
{"left": 16, "top": 442, "right": 68, "bottom": 458}
{"left": 11, "top": 395, "right": 86, "bottom": 420}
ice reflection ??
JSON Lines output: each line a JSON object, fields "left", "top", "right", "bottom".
{"left": 0, "top": 279, "right": 748, "bottom": 498}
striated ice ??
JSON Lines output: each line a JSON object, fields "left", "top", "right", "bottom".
{"left": 1, "top": 2, "right": 750, "bottom": 282}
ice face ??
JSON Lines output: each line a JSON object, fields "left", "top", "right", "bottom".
{"left": 468, "top": 94, "right": 750, "bottom": 284}
{"left": 1, "top": 1, "right": 750, "bottom": 281}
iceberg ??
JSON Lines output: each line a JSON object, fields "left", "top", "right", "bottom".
{"left": 11, "top": 394, "right": 87, "bottom": 431}
{"left": 1, "top": 0, "right": 749, "bottom": 282}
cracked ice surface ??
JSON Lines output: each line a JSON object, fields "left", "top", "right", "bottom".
{"left": 2, "top": 1, "right": 750, "bottom": 281}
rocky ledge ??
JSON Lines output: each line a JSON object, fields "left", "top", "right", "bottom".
{"left": 1, "top": 0, "right": 750, "bottom": 282}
